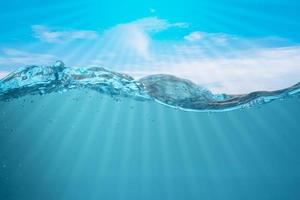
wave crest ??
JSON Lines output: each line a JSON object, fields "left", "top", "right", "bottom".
{"left": 1, "top": 61, "right": 299, "bottom": 112}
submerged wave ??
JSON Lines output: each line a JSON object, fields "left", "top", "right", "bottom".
{"left": 0, "top": 61, "right": 299, "bottom": 112}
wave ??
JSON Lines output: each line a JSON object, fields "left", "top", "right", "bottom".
{"left": 0, "top": 61, "right": 299, "bottom": 112}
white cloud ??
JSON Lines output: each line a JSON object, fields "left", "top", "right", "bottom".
{"left": 129, "top": 17, "right": 188, "bottom": 32}
{"left": 103, "top": 24, "right": 151, "bottom": 59}
{"left": 31, "top": 17, "right": 188, "bottom": 60}
{"left": 0, "top": 48, "right": 56, "bottom": 67}
{"left": 99, "top": 17, "right": 188, "bottom": 59}
{"left": 32, "top": 25, "right": 100, "bottom": 43}
{"left": 184, "top": 31, "right": 231, "bottom": 45}
{"left": 213, "top": 35, "right": 228, "bottom": 45}
{"left": 184, "top": 31, "right": 204, "bottom": 41}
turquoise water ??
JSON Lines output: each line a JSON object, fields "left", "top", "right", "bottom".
{"left": 0, "top": 64, "right": 300, "bottom": 199}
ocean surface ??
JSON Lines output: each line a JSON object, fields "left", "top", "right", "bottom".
{"left": 0, "top": 62, "right": 300, "bottom": 200}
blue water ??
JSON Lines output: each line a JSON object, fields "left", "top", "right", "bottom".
{"left": 0, "top": 62, "right": 300, "bottom": 199}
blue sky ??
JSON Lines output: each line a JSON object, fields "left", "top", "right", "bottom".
{"left": 0, "top": 0, "right": 300, "bottom": 93}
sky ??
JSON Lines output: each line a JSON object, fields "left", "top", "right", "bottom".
{"left": 0, "top": 0, "right": 300, "bottom": 93}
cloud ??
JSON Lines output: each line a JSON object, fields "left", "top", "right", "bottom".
{"left": 32, "top": 25, "right": 100, "bottom": 43}
{"left": 184, "top": 31, "right": 232, "bottom": 45}
{"left": 0, "top": 48, "right": 56, "bottom": 67}
{"left": 103, "top": 24, "right": 151, "bottom": 59}
{"left": 99, "top": 17, "right": 188, "bottom": 59}
{"left": 31, "top": 17, "right": 188, "bottom": 60}
{"left": 184, "top": 32, "right": 204, "bottom": 41}
{"left": 128, "top": 17, "right": 188, "bottom": 32}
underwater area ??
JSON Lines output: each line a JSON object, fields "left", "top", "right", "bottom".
{"left": 0, "top": 63, "right": 300, "bottom": 200}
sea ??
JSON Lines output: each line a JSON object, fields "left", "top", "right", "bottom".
{"left": 0, "top": 62, "right": 299, "bottom": 200}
